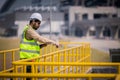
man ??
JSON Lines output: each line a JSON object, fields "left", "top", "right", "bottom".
{"left": 20, "top": 13, "right": 59, "bottom": 79}
{"left": 20, "top": 12, "right": 59, "bottom": 59}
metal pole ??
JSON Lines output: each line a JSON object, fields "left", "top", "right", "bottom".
{"left": 49, "top": 0, "right": 52, "bottom": 39}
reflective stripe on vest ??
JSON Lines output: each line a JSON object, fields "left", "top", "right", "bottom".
{"left": 20, "top": 26, "right": 40, "bottom": 59}
{"left": 20, "top": 49, "right": 40, "bottom": 53}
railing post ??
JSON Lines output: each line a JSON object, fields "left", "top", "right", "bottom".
{"left": 31, "top": 64, "right": 35, "bottom": 80}
{"left": 76, "top": 48, "right": 78, "bottom": 73}
{"left": 13, "top": 64, "right": 18, "bottom": 80}
{"left": 68, "top": 50, "right": 70, "bottom": 73}
{"left": 3, "top": 52, "right": 6, "bottom": 80}
{"left": 64, "top": 50, "right": 66, "bottom": 74}
{"left": 44, "top": 56, "right": 47, "bottom": 73}
{"left": 52, "top": 54, "right": 54, "bottom": 73}
{"left": 58, "top": 52, "right": 60, "bottom": 80}
{"left": 89, "top": 77, "right": 92, "bottom": 80}
{"left": 118, "top": 66, "right": 120, "bottom": 74}
{"left": 23, "top": 65, "right": 26, "bottom": 80}
{"left": 12, "top": 51, "right": 15, "bottom": 62}
{"left": 3, "top": 52, "right": 6, "bottom": 71}
{"left": 72, "top": 49, "right": 74, "bottom": 73}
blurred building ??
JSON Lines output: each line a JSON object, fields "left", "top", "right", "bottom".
{"left": 67, "top": 6, "right": 120, "bottom": 39}
{"left": 0, "top": 0, "right": 64, "bottom": 37}
{"left": 61, "top": 0, "right": 120, "bottom": 39}
{"left": 0, "top": 0, "right": 120, "bottom": 39}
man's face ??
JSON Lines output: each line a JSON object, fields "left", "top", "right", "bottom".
{"left": 32, "top": 20, "right": 41, "bottom": 30}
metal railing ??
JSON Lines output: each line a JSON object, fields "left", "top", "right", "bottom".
{"left": 0, "top": 42, "right": 88, "bottom": 72}
{"left": 1, "top": 42, "right": 120, "bottom": 80}
{"left": 0, "top": 42, "right": 91, "bottom": 80}
{"left": 0, "top": 42, "right": 120, "bottom": 80}
{"left": 0, "top": 48, "right": 19, "bottom": 73}
{"left": 0, "top": 62, "right": 120, "bottom": 80}
{"left": 0, "top": 42, "right": 119, "bottom": 80}
{"left": 12, "top": 44, "right": 90, "bottom": 73}
{"left": 0, "top": 44, "right": 58, "bottom": 73}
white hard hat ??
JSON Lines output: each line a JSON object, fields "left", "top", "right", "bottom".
{"left": 30, "top": 13, "right": 42, "bottom": 21}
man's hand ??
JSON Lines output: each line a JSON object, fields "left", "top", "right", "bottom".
{"left": 53, "top": 42, "right": 60, "bottom": 48}
{"left": 39, "top": 43, "right": 47, "bottom": 48}
{"left": 55, "top": 42, "right": 60, "bottom": 48}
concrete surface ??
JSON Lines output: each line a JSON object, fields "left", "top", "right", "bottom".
{"left": 63, "top": 36, "right": 120, "bottom": 53}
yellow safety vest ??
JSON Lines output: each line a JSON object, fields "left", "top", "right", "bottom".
{"left": 20, "top": 26, "right": 40, "bottom": 59}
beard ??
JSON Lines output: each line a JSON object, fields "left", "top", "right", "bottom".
{"left": 33, "top": 26, "right": 38, "bottom": 30}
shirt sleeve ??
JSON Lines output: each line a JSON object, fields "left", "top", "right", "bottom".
{"left": 26, "top": 27, "right": 55, "bottom": 44}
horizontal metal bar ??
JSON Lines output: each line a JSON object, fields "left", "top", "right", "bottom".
{"left": 0, "top": 48, "right": 19, "bottom": 53}
{"left": 0, "top": 73, "right": 116, "bottom": 78}
{"left": 0, "top": 68, "right": 14, "bottom": 73}
{"left": 12, "top": 62, "right": 120, "bottom": 66}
